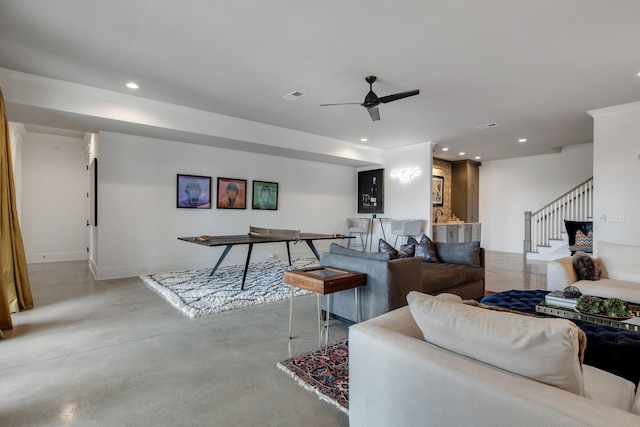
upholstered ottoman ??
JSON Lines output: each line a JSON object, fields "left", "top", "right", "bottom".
{"left": 481, "top": 289, "right": 640, "bottom": 387}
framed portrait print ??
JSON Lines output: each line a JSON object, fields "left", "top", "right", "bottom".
{"left": 432, "top": 175, "right": 444, "bottom": 207}
{"left": 357, "top": 168, "right": 384, "bottom": 214}
{"left": 216, "top": 177, "right": 247, "bottom": 209}
{"left": 177, "top": 174, "right": 211, "bottom": 209}
{"left": 252, "top": 180, "right": 278, "bottom": 210}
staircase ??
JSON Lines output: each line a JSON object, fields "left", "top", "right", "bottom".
{"left": 524, "top": 177, "right": 593, "bottom": 261}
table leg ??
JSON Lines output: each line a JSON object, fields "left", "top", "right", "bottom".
{"left": 317, "top": 295, "right": 322, "bottom": 349}
{"left": 285, "top": 241, "right": 292, "bottom": 266}
{"left": 240, "top": 244, "right": 254, "bottom": 290}
{"left": 378, "top": 218, "right": 386, "bottom": 241}
{"left": 355, "top": 287, "right": 360, "bottom": 323}
{"left": 288, "top": 285, "right": 294, "bottom": 339}
{"left": 324, "top": 294, "right": 330, "bottom": 350}
{"left": 304, "top": 240, "right": 320, "bottom": 260}
{"left": 368, "top": 218, "right": 386, "bottom": 252}
{"left": 209, "top": 245, "right": 233, "bottom": 276}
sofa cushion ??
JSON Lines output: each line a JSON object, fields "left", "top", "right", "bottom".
{"left": 408, "top": 234, "right": 440, "bottom": 263}
{"left": 329, "top": 243, "right": 392, "bottom": 261}
{"left": 378, "top": 239, "right": 398, "bottom": 259}
{"left": 398, "top": 243, "right": 416, "bottom": 258}
{"left": 582, "top": 365, "right": 636, "bottom": 413}
{"left": 596, "top": 241, "right": 640, "bottom": 282}
{"left": 435, "top": 241, "right": 481, "bottom": 267}
{"left": 407, "top": 291, "right": 585, "bottom": 396}
{"left": 420, "top": 263, "right": 485, "bottom": 294}
{"left": 573, "top": 251, "right": 600, "bottom": 281}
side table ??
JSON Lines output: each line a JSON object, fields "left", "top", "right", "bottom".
{"left": 284, "top": 266, "right": 366, "bottom": 350}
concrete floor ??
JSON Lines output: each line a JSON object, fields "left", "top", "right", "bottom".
{"left": 0, "top": 251, "right": 548, "bottom": 426}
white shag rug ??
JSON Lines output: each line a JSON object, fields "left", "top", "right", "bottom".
{"left": 140, "top": 258, "right": 319, "bottom": 318}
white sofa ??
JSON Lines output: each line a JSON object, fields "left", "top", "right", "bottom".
{"left": 547, "top": 241, "right": 640, "bottom": 304}
{"left": 349, "top": 292, "right": 640, "bottom": 427}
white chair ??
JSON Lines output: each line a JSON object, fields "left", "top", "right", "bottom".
{"left": 390, "top": 219, "right": 422, "bottom": 248}
{"left": 344, "top": 218, "right": 369, "bottom": 251}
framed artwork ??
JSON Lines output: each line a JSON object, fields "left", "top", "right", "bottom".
{"left": 177, "top": 174, "right": 211, "bottom": 208}
{"left": 357, "top": 168, "right": 384, "bottom": 214}
{"left": 252, "top": 180, "right": 278, "bottom": 210}
{"left": 432, "top": 175, "right": 444, "bottom": 207}
{"left": 217, "top": 177, "right": 247, "bottom": 209}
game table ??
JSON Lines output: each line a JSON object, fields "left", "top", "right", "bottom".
{"left": 178, "top": 226, "right": 351, "bottom": 290}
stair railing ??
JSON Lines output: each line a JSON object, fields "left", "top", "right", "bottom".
{"left": 523, "top": 177, "right": 593, "bottom": 256}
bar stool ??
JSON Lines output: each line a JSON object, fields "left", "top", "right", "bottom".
{"left": 344, "top": 218, "right": 369, "bottom": 251}
{"left": 390, "top": 219, "right": 422, "bottom": 248}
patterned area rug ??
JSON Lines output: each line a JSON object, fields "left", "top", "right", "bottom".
{"left": 140, "top": 258, "right": 318, "bottom": 318}
{"left": 277, "top": 338, "right": 349, "bottom": 414}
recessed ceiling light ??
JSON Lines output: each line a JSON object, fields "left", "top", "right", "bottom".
{"left": 518, "top": 138, "right": 527, "bottom": 143}
{"left": 126, "top": 82, "right": 139, "bottom": 89}
{"left": 360, "top": 138, "right": 368, "bottom": 142}
{"left": 459, "top": 152, "right": 465, "bottom": 156}
{"left": 636, "top": 71, "right": 640, "bottom": 77}
{"left": 474, "top": 156, "right": 481, "bottom": 160}
{"left": 442, "top": 147, "right": 449, "bottom": 152}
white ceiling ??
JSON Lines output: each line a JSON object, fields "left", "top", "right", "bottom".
{"left": 1, "top": 0, "right": 640, "bottom": 162}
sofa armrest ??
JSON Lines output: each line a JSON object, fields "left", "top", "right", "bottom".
{"left": 319, "top": 252, "right": 422, "bottom": 321}
{"left": 547, "top": 256, "right": 578, "bottom": 291}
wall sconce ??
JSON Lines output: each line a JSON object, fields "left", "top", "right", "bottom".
{"left": 391, "top": 167, "right": 421, "bottom": 181}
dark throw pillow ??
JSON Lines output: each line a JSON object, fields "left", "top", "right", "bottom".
{"left": 398, "top": 243, "right": 416, "bottom": 258}
{"left": 436, "top": 241, "right": 481, "bottom": 267}
{"left": 408, "top": 234, "right": 440, "bottom": 263}
{"left": 378, "top": 239, "right": 398, "bottom": 259}
{"left": 573, "top": 251, "right": 600, "bottom": 281}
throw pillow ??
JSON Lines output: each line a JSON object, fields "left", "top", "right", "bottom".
{"left": 329, "top": 243, "right": 392, "bottom": 261}
{"left": 398, "top": 243, "right": 416, "bottom": 258}
{"left": 573, "top": 251, "right": 600, "bottom": 281}
{"left": 435, "top": 241, "right": 481, "bottom": 267}
{"left": 407, "top": 291, "right": 586, "bottom": 396}
{"left": 378, "top": 239, "right": 398, "bottom": 259}
{"left": 574, "top": 230, "right": 593, "bottom": 246}
{"left": 408, "top": 234, "right": 440, "bottom": 263}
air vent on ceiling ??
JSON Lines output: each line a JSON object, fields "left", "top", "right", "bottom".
{"left": 477, "top": 122, "right": 498, "bottom": 129}
{"left": 283, "top": 91, "right": 306, "bottom": 101}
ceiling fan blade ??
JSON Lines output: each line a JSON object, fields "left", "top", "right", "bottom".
{"left": 368, "top": 106, "right": 380, "bottom": 121}
{"left": 320, "top": 102, "right": 363, "bottom": 106}
{"left": 378, "top": 89, "right": 420, "bottom": 104}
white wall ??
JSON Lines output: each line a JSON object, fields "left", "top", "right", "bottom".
{"left": 94, "top": 132, "right": 358, "bottom": 279}
{"left": 479, "top": 143, "right": 594, "bottom": 253}
{"left": 590, "top": 101, "right": 640, "bottom": 248}
{"left": 21, "top": 132, "right": 88, "bottom": 263}
{"left": 378, "top": 143, "right": 432, "bottom": 241}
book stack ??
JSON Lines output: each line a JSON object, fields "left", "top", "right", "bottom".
{"left": 545, "top": 291, "right": 577, "bottom": 309}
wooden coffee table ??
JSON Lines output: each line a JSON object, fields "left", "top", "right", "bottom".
{"left": 284, "top": 266, "right": 366, "bottom": 350}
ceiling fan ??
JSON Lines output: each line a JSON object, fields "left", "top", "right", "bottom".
{"left": 320, "top": 76, "right": 419, "bottom": 121}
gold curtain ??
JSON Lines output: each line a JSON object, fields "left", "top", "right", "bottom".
{"left": 0, "top": 88, "right": 33, "bottom": 330}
